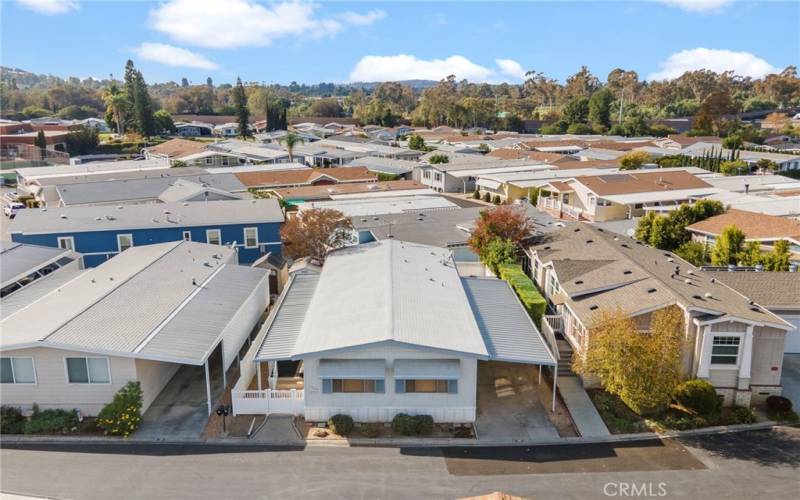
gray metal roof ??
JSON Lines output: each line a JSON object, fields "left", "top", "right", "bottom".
{"left": 345, "top": 156, "right": 416, "bottom": 175}
{"left": 56, "top": 173, "right": 245, "bottom": 206}
{"left": 351, "top": 207, "right": 482, "bottom": 247}
{"left": 1, "top": 266, "right": 85, "bottom": 317}
{"left": 291, "top": 240, "right": 488, "bottom": 358}
{"left": 255, "top": 271, "right": 320, "bottom": 361}
{"left": 0, "top": 243, "right": 73, "bottom": 287}
{"left": 156, "top": 178, "right": 241, "bottom": 203}
{"left": 11, "top": 198, "right": 283, "bottom": 235}
{"left": 139, "top": 265, "right": 267, "bottom": 364}
{"left": 461, "top": 277, "right": 557, "bottom": 366}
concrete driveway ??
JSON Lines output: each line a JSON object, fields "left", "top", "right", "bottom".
{"left": 474, "top": 361, "right": 559, "bottom": 442}
{"left": 781, "top": 354, "right": 800, "bottom": 408}
{"left": 135, "top": 363, "right": 224, "bottom": 440}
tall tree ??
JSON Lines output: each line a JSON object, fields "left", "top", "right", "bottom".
{"left": 588, "top": 88, "right": 613, "bottom": 128}
{"left": 280, "top": 208, "right": 354, "bottom": 263}
{"left": 180, "top": 77, "right": 189, "bottom": 87}
{"left": 232, "top": 77, "right": 251, "bottom": 138}
{"left": 279, "top": 132, "right": 305, "bottom": 162}
{"left": 122, "top": 60, "right": 156, "bottom": 137}
{"left": 102, "top": 81, "right": 126, "bottom": 135}
{"left": 711, "top": 225, "right": 746, "bottom": 266}
{"left": 34, "top": 130, "right": 47, "bottom": 157}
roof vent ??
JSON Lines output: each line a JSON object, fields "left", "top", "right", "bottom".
{"left": 710, "top": 278, "right": 716, "bottom": 283}
{"left": 623, "top": 270, "right": 632, "bottom": 275}
{"left": 40, "top": 208, "right": 47, "bottom": 211}
{"left": 59, "top": 214, "right": 67, "bottom": 219}
{"left": 573, "top": 228, "right": 580, "bottom": 232}
{"left": 163, "top": 210, "right": 171, "bottom": 215}
{"left": 589, "top": 305, "right": 599, "bottom": 311}
{"left": 360, "top": 218, "right": 367, "bottom": 222}
{"left": 692, "top": 294, "right": 703, "bottom": 300}
{"left": 192, "top": 278, "right": 197, "bottom": 286}
{"left": 621, "top": 243, "right": 629, "bottom": 248}
{"left": 647, "top": 288, "right": 657, "bottom": 293}
{"left": 684, "top": 278, "right": 692, "bottom": 284}
{"left": 105, "top": 215, "right": 115, "bottom": 221}
{"left": 687, "top": 269, "right": 694, "bottom": 275}
{"left": 117, "top": 205, "right": 124, "bottom": 210}
{"left": 575, "top": 280, "right": 584, "bottom": 285}
{"left": 667, "top": 257, "right": 674, "bottom": 263}
{"left": 704, "top": 292, "right": 713, "bottom": 299}
{"left": 750, "top": 306, "right": 762, "bottom": 312}
{"left": 586, "top": 239, "right": 594, "bottom": 244}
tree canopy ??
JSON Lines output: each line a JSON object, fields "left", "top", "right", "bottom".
{"left": 280, "top": 208, "right": 354, "bottom": 263}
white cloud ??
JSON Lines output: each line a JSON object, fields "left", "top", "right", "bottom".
{"left": 658, "top": 0, "right": 733, "bottom": 13}
{"left": 336, "top": 10, "right": 386, "bottom": 26}
{"left": 149, "top": 0, "right": 384, "bottom": 49}
{"left": 349, "top": 55, "right": 528, "bottom": 83}
{"left": 648, "top": 48, "right": 779, "bottom": 80}
{"left": 495, "top": 59, "right": 526, "bottom": 80}
{"left": 133, "top": 43, "right": 220, "bottom": 70}
{"left": 16, "top": 0, "right": 78, "bottom": 15}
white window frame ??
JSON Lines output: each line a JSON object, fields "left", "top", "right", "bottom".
{"left": 64, "top": 357, "right": 111, "bottom": 385}
{"left": 206, "top": 229, "right": 222, "bottom": 245}
{"left": 0, "top": 357, "right": 37, "bottom": 384}
{"left": 710, "top": 335, "right": 741, "bottom": 367}
{"left": 57, "top": 236, "right": 75, "bottom": 251}
{"left": 116, "top": 233, "right": 133, "bottom": 253}
{"left": 243, "top": 227, "right": 259, "bottom": 249}
{"left": 182, "top": 231, "right": 192, "bottom": 241}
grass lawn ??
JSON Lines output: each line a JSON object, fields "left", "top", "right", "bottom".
{"left": 586, "top": 389, "right": 649, "bottom": 434}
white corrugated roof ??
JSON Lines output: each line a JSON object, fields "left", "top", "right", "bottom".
{"left": 0, "top": 243, "right": 74, "bottom": 288}
{"left": 255, "top": 271, "right": 320, "bottom": 361}
{"left": 1, "top": 241, "right": 266, "bottom": 365}
{"left": 291, "top": 240, "right": 488, "bottom": 358}
{"left": 461, "top": 277, "right": 556, "bottom": 366}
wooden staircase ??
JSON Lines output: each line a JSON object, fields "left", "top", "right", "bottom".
{"left": 556, "top": 337, "right": 575, "bottom": 377}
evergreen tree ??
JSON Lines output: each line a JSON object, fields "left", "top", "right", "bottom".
{"left": 34, "top": 130, "right": 47, "bottom": 157}
{"left": 181, "top": 77, "right": 189, "bottom": 87}
{"left": 233, "top": 77, "right": 251, "bottom": 138}
{"left": 206, "top": 77, "right": 213, "bottom": 88}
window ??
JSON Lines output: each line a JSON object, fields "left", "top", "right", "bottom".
{"left": 205, "top": 157, "right": 212, "bottom": 165}
{"left": 182, "top": 231, "right": 191, "bottom": 241}
{"left": 434, "top": 173, "right": 442, "bottom": 182}
{"left": 0, "top": 357, "right": 36, "bottom": 384}
{"left": 65, "top": 357, "right": 110, "bottom": 384}
{"left": 711, "top": 336, "right": 740, "bottom": 365}
{"left": 57, "top": 236, "right": 74, "bottom": 251}
{"left": 323, "top": 379, "right": 384, "bottom": 393}
{"left": 206, "top": 229, "right": 221, "bottom": 245}
{"left": 548, "top": 273, "right": 560, "bottom": 295}
{"left": 244, "top": 227, "right": 258, "bottom": 249}
{"left": 396, "top": 379, "right": 457, "bottom": 394}
{"left": 117, "top": 233, "right": 133, "bottom": 253}
{"left": 423, "top": 170, "right": 431, "bottom": 179}
{"left": 222, "top": 157, "right": 229, "bottom": 166}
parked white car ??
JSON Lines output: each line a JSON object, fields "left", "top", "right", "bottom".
{"left": 4, "top": 202, "right": 25, "bottom": 218}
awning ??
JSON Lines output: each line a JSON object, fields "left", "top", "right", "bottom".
{"left": 476, "top": 178, "right": 501, "bottom": 190}
{"left": 394, "top": 359, "right": 460, "bottom": 380}
{"left": 319, "top": 359, "right": 385, "bottom": 379}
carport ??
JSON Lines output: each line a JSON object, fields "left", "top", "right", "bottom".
{"left": 461, "top": 277, "right": 560, "bottom": 411}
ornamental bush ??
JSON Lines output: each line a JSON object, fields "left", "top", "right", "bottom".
{"left": 96, "top": 381, "right": 143, "bottom": 437}
{"left": 766, "top": 395, "right": 792, "bottom": 414}
{"left": 327, "top": 414, "right": 354, "bottom": 436}
{"left": 498, "top": 264, "right": 547, "bottom": 327}
{"left": 413, "top": 415, "right": 434, "bottom": 436}
{"left": 360, "top": 422, "right": 382, "bottom": 438}
{"left": 391, "top": 414, "right": 434, "bottom": 436}
{"left": 727, "top": 406, "right": 756, "bottom": 425}
{"left": 23, "top": 408, "right": 79, "bottom": 434}
{"left": 392, "top": 413, "right": 415, "bottom": 435}
{"left": 672, "top": 379, "right": 721, "bottom": 418}
{"left": 482, "top": 192, "right": 491, "bottom": 203}
{"left": 0, "top": 406, "right": 25, "bottom": 434}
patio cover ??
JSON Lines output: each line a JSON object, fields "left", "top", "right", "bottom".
{"left": 393, "top": 359, "right": 460, "bottom": 379}
{"left": 318, "top": 359, "right": 386, "bottom": 379}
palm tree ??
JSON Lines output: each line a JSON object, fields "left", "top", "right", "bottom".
{"left": 279, "top": 132, "right": 305, "bottom": 163}
{"left": 103, "top": 82, "right": 127, "bottom": 136}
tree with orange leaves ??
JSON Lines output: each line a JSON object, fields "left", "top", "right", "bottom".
{"left": 468, "top": 205, "right": 535, "bottom": 259}
{"left": 280, "top": 208, "right": 354, "bottom": 263}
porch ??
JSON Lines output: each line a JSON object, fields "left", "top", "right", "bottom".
{"left": 232, "top": 359, "right": 305, "bottom": 416}
{"left": 537, "top": 185, "right": 585, "bottom": 221}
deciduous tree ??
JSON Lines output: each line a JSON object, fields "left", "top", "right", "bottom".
{"left": 710, "top": 225, "right": 746, "bottom": 266}
{"left": 468, "top": 206, "right": 535, "bottom": 257}
{"left": 280, "top": 209, "right": 355, "bottom": 263}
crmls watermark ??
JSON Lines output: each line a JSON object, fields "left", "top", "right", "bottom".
{"left": 603, "top": 482, "right": 668, "bottom": 497}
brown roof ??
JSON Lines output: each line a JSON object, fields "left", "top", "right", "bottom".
{"left": 145, "top": 138, "right": 207, "bottom": 158}
{"left": 544, "top": 181, "right": 574, "bottom": 192}
{"left": 704, "top": 271, "right": 800, "bottom": 309}
{"left": 486, "top": 148, "right": 565, "bottom": 162}
{"left": 582, "top": 140, "right": 656, "bottom": 151}
{"left": 520, "top": 139, "right": 589, "bottom": 150}
{"left": 235, "top": 167, "right": 377, "bottom": 188}
{"left": 273, "top": 180, "right": 426, "bottom": 201}
{"left": 664, "top": 134, "right": 721, "bottom": 147}
{"left": 687, "top": 209, "right": 800, "bottom": 240}
{"left": 575, "top": 170, "right": 711, "bottom": 196}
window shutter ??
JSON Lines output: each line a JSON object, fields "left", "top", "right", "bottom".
{"left": 322, "top": 379, "right": 332, "bottom": 394}
{"left": 375, "top": 379, "right": 385, "bottom": 393}
{"left": 447, "top": 380, "right": 458, "bottom": 394}
{"left": 395, "top": 379, "right": 405, "bottom": 394}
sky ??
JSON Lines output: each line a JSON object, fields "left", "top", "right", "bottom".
{"left": 1, "top": 0, "right": 798, "bottom": 85}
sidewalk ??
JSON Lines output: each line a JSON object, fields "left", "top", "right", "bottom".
{"left": 557, "top": 377, "right": 610, "bottom": 437}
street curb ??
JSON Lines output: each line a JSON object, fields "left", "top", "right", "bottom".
{"left": 1, "top": 421, "right": 795, "bottom": 448}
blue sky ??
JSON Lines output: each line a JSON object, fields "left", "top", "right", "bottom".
{"left": 2, "top": 0, "right": 798, "bottom": 85}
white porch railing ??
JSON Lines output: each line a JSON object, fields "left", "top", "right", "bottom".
{"left": 562, "top": 205, "right": 583, "bottom": 220}
{"left": 232, "top": 388, "right": 305, "bottom": 416}
{"left": 540, "top": 316, "right": 561, "bottom": 362}
{"left": 544, "top": 314, "right": 564, "bottom": 333}
{"left": 539, "top": 197, "right": 561, "bottom": 211}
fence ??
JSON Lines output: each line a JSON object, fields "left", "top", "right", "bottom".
{"left": 232, "top": 388, "right": 304, "bottom": 416}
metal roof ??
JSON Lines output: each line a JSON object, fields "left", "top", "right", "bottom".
{"left": 461, "top": 277, "right": 557, "bottom": 366}
{"left": 138, "top": 264, "right": 267, "bottom": 364}
{"left": 156, "top": 178, "right": 241, "bottom": 203}
{"left": 1, "top": 241, "right": 267, "bottom": 364}
{"left": 10, "top": 198, "right": 284, "bottom": 235}
{"left": 291, "top": 240, "right": 489, "bottom": 358}
{"left": 0, "top": 243, "right": 73, "bottom": 288}
{"left": 345, "top": 156, "right": 417, "bottom": 175}
{"left": 14, "top": 159, "right": 171, "bottom": 181}
{"left": 56, "top": 173, "right": 245, "bottom": 206}
{"left": 298, "top": 195, "right": 459, "bottom": 217}
{"left": 1, "top": 266, "right": 85, "bottom": 317}
{"left": 255, "top": 271, "right": 320, "bottom": 361}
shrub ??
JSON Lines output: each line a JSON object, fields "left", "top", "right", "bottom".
{"left": 23, "top": 408, "right": 79, "bottom": 434}
{"left": 360, "top": 422, "right": 382, "bottom": 438}
{"left": 727, "top": 406, "right": 756, "bottom": 425}
{"left": 327, "top": 414, "right": 354, "bottom": 436}
{"left": 96, "top": 381, "right": 143, "bottom": 437}
{"left": 498, "top": 264, "right": 547, "bottom": 326}
{"left": 766, "top": 395, "right": 792, "bottom": 413}
{"left": 472, "top": 190, "right": 481, "bottom": 199}
{"left": 672, "top": 379, "right": 721, "bottom": 418}
{"left": 0, "top": 406, "right": 25, "bottom": 434}
{"left": 482, "top": 192, "right": 491, "bottom": 202}
{"left": 492, "top": 195, "right": 501, "bottom": 205}
{"left": 391, "top": 414, "right": 434, "bottom": 436}
{"left": 659, "top": 414, "right": 708, "bottom": 430}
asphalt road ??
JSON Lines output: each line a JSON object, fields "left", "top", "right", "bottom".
{"left": 1, "top": 427, "right": 798, "bottom": 500}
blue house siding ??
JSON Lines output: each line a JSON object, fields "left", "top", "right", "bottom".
{"left": 11, "top": 222, "right": 282, "bottom": 267}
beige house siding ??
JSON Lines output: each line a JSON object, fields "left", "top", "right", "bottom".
{"left": 750, "top": 326, "right": 785, "bottom": 387}
{"left": 135, "top": 359, "right": 181, "bottom": 412}
{"left": 0, "top": 347, "right": 138, "bottom": 416}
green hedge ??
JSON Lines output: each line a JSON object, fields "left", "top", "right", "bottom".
{"left": 498, "top": 264, "right": 547, "bottom": 327}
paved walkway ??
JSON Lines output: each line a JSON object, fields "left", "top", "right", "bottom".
{"left": 557, "top": 376, "right": 610, "bottom": 437}
{"left": 475, "top": 362, "right": 559, "bottom": 442}
{"left": 251, "top": 415, "right": 304, "bottom": 445}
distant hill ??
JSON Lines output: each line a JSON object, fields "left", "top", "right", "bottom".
{"left": 348, "top": 80, "right": 438, "bottom": 91}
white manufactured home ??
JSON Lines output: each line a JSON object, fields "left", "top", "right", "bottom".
{"left": 232, "top": 240, "right": 558, "bottom": 423}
